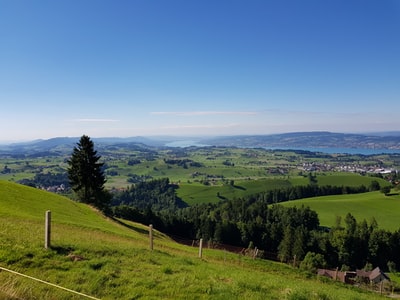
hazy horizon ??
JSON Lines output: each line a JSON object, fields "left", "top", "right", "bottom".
{"left": 2, "top": 130, "right": 400, "bottom": 145}
{"left": 1, "top": 1, "right": 399, "bottom": 141}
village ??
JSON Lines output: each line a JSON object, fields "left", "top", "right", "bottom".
{"left": 301, "top": 161, "right": 397, "bottom": 176}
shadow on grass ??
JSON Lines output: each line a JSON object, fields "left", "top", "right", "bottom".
{"left": 50, "top": 245, "right": 74, "bottom": 255}
{"left": 386, "top": 192, "right": 399, "bottom": 196}
{"left": 111, "top": 217, "right": 149, "bottom": 235}
{"left": 217, "top": 194, "right": 227, "bottom": 200}
{"left": 233, "top": 185, "right": 246, "bottom": 190}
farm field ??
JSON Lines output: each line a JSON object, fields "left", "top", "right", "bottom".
{"left": 280, "top": 191, "right": 400, "bottom": 231}
{"left": 177, "top": 178, "right": 292, "bottom": 205}
{"left": 0, "top": 180, "right": 391, "bottom": 299}
{"left": 178, "top": 173, "right": 390, "bottom": 205}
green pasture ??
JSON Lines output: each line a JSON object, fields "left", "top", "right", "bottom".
{"left": 280, "top": 191, "right": 400, "bottom": 231}
{"left": 102, "top": 147, "right": 314, "bottom": 188}
{"left": 179, "top": 173, "right": 391, "bottom": 205}
{"left": 178, "top": 179, "right": 292, "bottom": 205}
{"left": 289, "top": 172, "right": 390, "bottom": 187}
{"left": 0, "top": 156, "right": 67, "bottom": 184}
{"left": 0, "top": 180, "right": 126, "bottom": 233}
{"left": 316, "top": 173, "right": 391, "bottom": 187}
{"left": 0, "top": 180, "right": 389, "bottom": 299}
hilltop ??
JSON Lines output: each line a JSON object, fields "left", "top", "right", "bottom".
{"left": 0, "top": 181, "right": 388, "bottom": 299}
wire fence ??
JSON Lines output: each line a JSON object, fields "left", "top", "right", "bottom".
{"left": 1, "top": 214, "right": 279, "bottom": 299}
{"left": 0, "top": 266, "right": 100, "bottom": 300}
{"left": 168, "top": 233, "right": 279, "bottom": 261}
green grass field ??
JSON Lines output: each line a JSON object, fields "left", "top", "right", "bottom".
{"left": 0, "top": 180, "right": 390, "bottom": 299}
{"left": 280, "top": 190, "right": 400, "bottom": 231}
{"left": 178, "top": 173, "right": 390, "bottom": 205}
{"left": 177, "top": 178, "right": 292, "bottom": 205}
{"left": 289, "top": 173, "right": 390, "bottom": 188}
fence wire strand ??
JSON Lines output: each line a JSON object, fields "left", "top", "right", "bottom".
{"left": 0, "top": 266, "right": 101, "bottom": 300}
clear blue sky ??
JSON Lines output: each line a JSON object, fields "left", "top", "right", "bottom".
{"left": 1, "top": 0, "right": 399, "bottom": 141}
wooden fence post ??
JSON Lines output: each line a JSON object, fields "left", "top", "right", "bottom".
{"left": 45, "top": 210, "right": 51, "bottom": 249}
{"left": 149, "top": 224, "right": 153, "bottom": 251}
{"left": 253, "top": 247, "right": 258, "bottom": 259}
{"left": 198, "top": 238, "right": 203, "bottom": 258}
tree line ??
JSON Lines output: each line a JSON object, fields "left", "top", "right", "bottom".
{"left": 18, "top": 172, "right": 70, "bottom": 190}
{"left": 112, "top": 186, "right": 400, "bottom": 272}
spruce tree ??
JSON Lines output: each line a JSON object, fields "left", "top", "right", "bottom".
{"left": 67, "top": 135, "right": 109, "bottom": 210}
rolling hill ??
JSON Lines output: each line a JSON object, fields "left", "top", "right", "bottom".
{"left": 280, "top": 191, "right": 400, "bottom": 231}
{"left": 0, "top": 181, "right": 390, "bottom": 299}
{"left": 201, "top": 131, "right": 400, "bottom": 150}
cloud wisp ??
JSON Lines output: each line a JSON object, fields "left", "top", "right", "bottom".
{"left": 72, "top": 119, "right": 120, "bottom": 123}
{"left": 161, "top": 123, "right": 240, "bottom": 130}
{"left": 151, "top": 111, "right": 258, "bottom": 116}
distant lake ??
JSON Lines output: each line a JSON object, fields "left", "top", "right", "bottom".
{"left": 266, "top": 147, "right": 400, "bottom": 155}
{"left": 165, "top": 140, "right": 210, "bottom": 147}
{"left": 165, "top": 140, "right": 400, "bottom": 155}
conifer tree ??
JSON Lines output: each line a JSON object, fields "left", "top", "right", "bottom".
{"left": 278, "top": 225, "right": 294, "bottom": 263}
{"left": 67, "top": 135, "right": 109, "bottom": 210}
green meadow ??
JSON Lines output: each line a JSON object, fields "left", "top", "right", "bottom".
{"left": 280, "top": 191, "right": 400, "bottom": 231}
{"left": 289, "top": 172, "right": 391, "bottom": 187}
{"left": 177, "top": 178, "right": 292, "bottom": 205}
{"left": 0, "top": 180, "right": 389, "bottom": 299}
{"left": 178, "top": 173, "right": 390, "bottom": 205}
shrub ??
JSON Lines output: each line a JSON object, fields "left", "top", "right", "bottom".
{"left": 300, "top": 252, "right": 326, "bottom": 273}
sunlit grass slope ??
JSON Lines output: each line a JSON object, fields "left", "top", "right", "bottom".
{"left": 0, "top": 181, "right": 386, "bottom": 299}
{"left": 280, "top": 191, "right": 400, "bottom": 231}
{"left": 289, "top": 173, "right": 390, "bottom": 187}
{"left": 179, "top": 173, "right": 389, "bottom": 205}
{"left": 0, "top": 180, "right": 119, "bottom": 231}
{"left": 177, "top": 178, "right": 291, "bottom": 205}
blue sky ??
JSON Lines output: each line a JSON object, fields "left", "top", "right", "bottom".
{"left": 1, "top": 0, "right": 399, "bottom": 141}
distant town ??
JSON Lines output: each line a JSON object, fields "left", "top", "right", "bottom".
{"left": 301, "top": 161, "right": 396, "bottom": 175}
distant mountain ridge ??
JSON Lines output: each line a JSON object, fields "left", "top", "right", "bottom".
{"left": 0, "top": 136, "right": 165, "bottom": 156}
{"left": 200, "top": 132, "right": 400, "bottom": 150}
{"left": 1, "top": 132, "right": 400, "bottom": 156}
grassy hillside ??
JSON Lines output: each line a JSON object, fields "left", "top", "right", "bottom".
{"left": 178, "top": 173, "right": 390, "bottom": 205}
{"left": 289, "top": 173, "right": 390, "bottom": 187}
{"left": 0, "top": 181, "right": 390, "bottom": 299}
{"left": 280, "top": 191, "right": 400, "bottom": 231}
{"left": 177, "top": 178, "right": 292, "bottom": 205}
